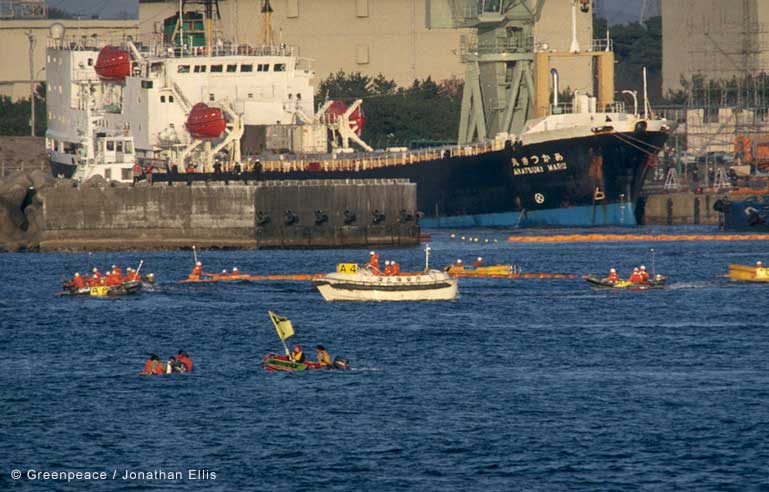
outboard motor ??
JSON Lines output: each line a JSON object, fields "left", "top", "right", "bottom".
{"left": 332, "top": 357, "right": 350, "bottom": 370}
{"left": 284, "top": 210, "right": 299, "bottom": 226}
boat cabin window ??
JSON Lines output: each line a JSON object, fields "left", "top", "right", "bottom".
{"left": 211, "top": 64, "right": 223, "bottom": 73}
{"left": 104, "top": 169, "right": 112, "bottom": 180}
{"left": 106, "top": 141, "right": 115, "bottom": 151}
{"left": 121, "top": 169, "right": 132, "bottom": 181}
{"left": 274, "top": 63, "right": 286, "bottom": 72}
{"left": 125, "top": 142, "right": 133, "bottom": 154}
{"left": 160, "top": 95, "right": 166, "bottom": 103}
{"left": 194, "top": 65, "right": 207, "bottom": 73}
{"left": 178, "top": 65, "right": 190, "bottom": 73}
{"left": 240, "top": 64, "right": 253, "bottom": 72}
{"left": 87, "top": 58, "right": 93, "bottom": 66}
{"left": 248, "top": 93, "right": 253, "bottom": 99}
{"left": 257, "top": 64, "right": 269, "bottom": 72}
{"left": 169, "top": 95, "right": 174, "bottom": 103}
{"left": 116, "top": 141, "right": 123, "bottom": 153}
{"left": 226, "top": 64, "right": 237, "bottom": 72}
{"left": 209, "top": 93, "right": 215, "bottom": 101}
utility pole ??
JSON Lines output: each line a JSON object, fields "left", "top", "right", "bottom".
{"left": 26, "top": 30, "right": 36, "bottom": 136}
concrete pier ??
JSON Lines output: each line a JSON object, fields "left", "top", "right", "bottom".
{"left": 643, "top": 192, "right": 724, "bottom": 225}
{"left": 0, "top": 174, "right": 419, "bottom": 251}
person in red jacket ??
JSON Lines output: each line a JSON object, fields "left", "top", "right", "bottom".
{"left": 366, "top": 251, "right": 381, "bottom": 274}
{"left": 141, "top": 354, "right": 165, "bottom": 375}
{"left": 392, "top": 262, "right": 400, "bottom": 275}
{"left": 176, "top": 350, "right": 193, "bottom": 373}
{"left": 639, "top": 265, "right": 649, "bottom": 283}
{"left": 628, "top": 267, "right": 642, "bottom": 284}
{"left": 473, "top": 257, "right": 483, "bottom": 268}
{"left": 191, "top": 261, "right": 203, "bottom": 277}
{"left": 72, "top": 272, "right": 86, "bottom": 289}
{"left": 606, "top": 268, "right": 619, "bottom": 282}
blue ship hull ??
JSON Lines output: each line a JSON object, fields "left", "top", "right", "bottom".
{"left": 420, "top": 202, "right": 636, "bottom": 228}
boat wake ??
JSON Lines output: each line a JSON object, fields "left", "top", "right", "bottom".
{"left": 666, "top": 281, "right": 713, "bottom": 290}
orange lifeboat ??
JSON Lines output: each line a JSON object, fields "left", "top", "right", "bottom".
{"left": 94, "top": 45, "right": 131, "bottom": 82}
{"left": 185, "top": 103, "right": 226, "bottom": 139}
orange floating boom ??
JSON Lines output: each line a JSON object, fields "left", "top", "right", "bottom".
{"left": 507, "top": 234, "right": 769, "bottom": 243}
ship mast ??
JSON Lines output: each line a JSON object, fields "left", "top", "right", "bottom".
{"left": 261, "top": 0, "right": 274, "bottom": 45}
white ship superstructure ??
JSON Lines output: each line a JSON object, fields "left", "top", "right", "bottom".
{"left": 44, "top": 1, "right": 322, "bottom": 181}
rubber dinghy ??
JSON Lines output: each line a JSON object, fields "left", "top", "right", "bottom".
{"left": 263, "top": 311, "right": 350, "bottom": 372}
{"left": 585, "top": 274, "right": 667, "bottom": 290}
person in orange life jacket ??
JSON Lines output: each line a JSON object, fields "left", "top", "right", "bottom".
{"left": 383, "top": 261, "right": 392, "bottom": 275}
{"left": 455, "top": 259, "right": 463, "bottom": 269}
{"left": 629, "top": 267, "right": 642, "bottom": 283}
{"left": 105, "top": 269, "right": 121, "bottom": 286}
{"left": 141, "top": 354, "right": 165, "bottom": 375}
{"left": 757, "top": 261, "right": 764, "bottom": 268}
{"left": 191, "top": 261, "right": 203, "bottom": 277}
{"left": 473, "top": 257, "right": 483, "bottom": 268}
{"left": 607, "top": 268, "right": 619, "bottom": 282}
{"left": 220, "top": 269, "right": 229, "bottom": 276}
{"left": 176, "top": 350, "right": 193, "bottom": 372}
{"left": 112, "top": 264, "right": 123, "bottom": 280}
{"left": 72, "top": 272, "right": 86, "bottom": 289}
{"left": 639, "top": 265, "right": 650, "bottom": 283}
{"left": 367, "top": 251, "right": 381, "bottom": 273}
{"left": 316, "top": 345, "right": 331, "bottom": 366}
{"left": 291, "top": 345, "right": 305, "bottom": 363}
{"left": 232, "top": 267, "right": 240, "bottom": 275}
{"left": 392, "top": 261, "right": 400, "bottom": 274}
{"left": 132, "top": 162, "right": 143, "bottom": 184}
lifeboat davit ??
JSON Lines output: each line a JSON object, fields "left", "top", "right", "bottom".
{"left": 94, "top": 45, "right": 131, "bottom": 82}
{"left": 325, "top": 100, "right": 367, "bottom": 136}
{"left": 185, "top": 103, "right": 226, "bottom": 139}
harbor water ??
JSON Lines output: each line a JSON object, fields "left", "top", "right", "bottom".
{"left": 2, "top": 226, "right": 769, "bottom": 491}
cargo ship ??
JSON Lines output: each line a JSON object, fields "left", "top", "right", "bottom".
{"left": 45, "top": 0, "right": 671, "bottom": 227}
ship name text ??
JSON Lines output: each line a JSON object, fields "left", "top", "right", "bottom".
{"left": 511, "top": 153, "right": 568, "bottom": 176}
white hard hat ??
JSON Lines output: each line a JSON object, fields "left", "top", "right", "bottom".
{"left": 233, "top": 267, "right": 239, "bottom": 271}
{"left": 640, "top": 265, "right": 646, "bottom": 270}
{"left": 633, "top": 267, "right": 639, "bottom": 271}
{"left": 196, "top": 261, "right": 202, "bottom": 266}
{"left": 370, "top": 251, "right": 375, "bottom": 255}
{"left": 75, "top": 272, "right": 80, "bottom": 276}
{"left": 477, "top": 257, "right": 482, "bottom": 261}
{"left": 385, "top": 261, "right": 390, "bottom": 265}
{"left": 758, "top": 261, "right": 763, "bottom": 266}
{"left": 610, "top": 268, "right": 616, "bottom": 272}
{"left": 222, "top": 269, "right": 227, "bottom": 273}
{"left": 457, "top": 259, "right": 462, "bottom": 263}
{"left": 93, "top": 267, "right": 98, "bottom": 272}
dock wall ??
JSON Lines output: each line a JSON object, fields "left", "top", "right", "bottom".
{"left": 643, "top": 192, "right": 723, "bottom": 225}
{"left": 29, "top": 179, "right": 418, "bottom": 251}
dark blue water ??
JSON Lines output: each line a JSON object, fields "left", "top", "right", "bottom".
{"left": 2, "top": 226, "right": 769, "bottom": 491}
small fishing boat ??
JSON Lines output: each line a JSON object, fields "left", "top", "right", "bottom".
{"left": 263, "top": 311, "right": 350, "bottom": 372}
{"left": 313, "top": 245, "right": 458, "bottom": 302}
{"left": 585, "top": 274, "right": 667, "bottom": 290}
{"left": 727, "top": 263, "right": 769, "bottom": 282}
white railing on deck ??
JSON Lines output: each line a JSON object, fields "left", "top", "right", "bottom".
{"left": 257, "top": 140, "right": 506, "bottom": 174}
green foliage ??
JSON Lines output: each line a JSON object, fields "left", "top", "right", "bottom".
{"left": 317, "top": 71, "right": 461, "bottom": 147}
{"left": 0, "top": 84, "right": 46, "bottom": 136}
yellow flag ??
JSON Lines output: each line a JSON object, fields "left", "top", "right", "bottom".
{"left": 268, "top": 310, "right": 294, "bottom": 341}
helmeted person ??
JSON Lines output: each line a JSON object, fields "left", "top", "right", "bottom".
{"left": 113, "top": 265, "right": 123, "bottom": 280}
{"left": 473, "top": 257, "right": 483, "bottom": 268}
{"left": 607, "top": 268, "right": 619, "bottom": 282}
{"left": 383, "top": 260, "right": 392, "bottom": 275}
{"left": 455, "top": 259, "right": 463, "bottom": 269}
{"left": 72, "top": 272, "right": 86, "bottom": 289}
{"left": 392, "top": 261, "right": 400, "bottom": 275}
{"left": 176, "top": 350, "right": 193, "bottom": 372}
{"left": 629, "top": 267, "right": 642, "bottom": 284}
{"left": 639, "top": 265, "right": 650, "bottom": 283}
{"left": 316, "top": 345, "right": 331, "bottom": 367}
{"left": 367, "top": 251, "right": 380, "bottom": 273}
{"left": 191, "top": 261, "right": 203, "bottom": 276}
{"left": 232, "top": 267, "right": 240, "bottom": 275}
{"left": 141, "top": 354, "right": 165, "bottom": 375}
{"left": 221, "top": 269, "right": 229, "bottom": 276}
{"left": 291, "top": 344, "right": 305, "bottom": 363}
{"left": 757, "top": 261, "right": 764, "bottom": 268}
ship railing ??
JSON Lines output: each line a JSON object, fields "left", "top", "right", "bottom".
{"left": 47, "top": 33, "right": 297, "bottom": 59}
{"left": 549, "top": 101, "right": 627, "bottom": 115}
{"left": 257, "top": 140, "right": 505, "bottom": 174}
{"left": 591, "top": 38, "right": 613, "bottom": 52}
{"left": 459, "top": 34, "right": 534, "bottom": 60}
